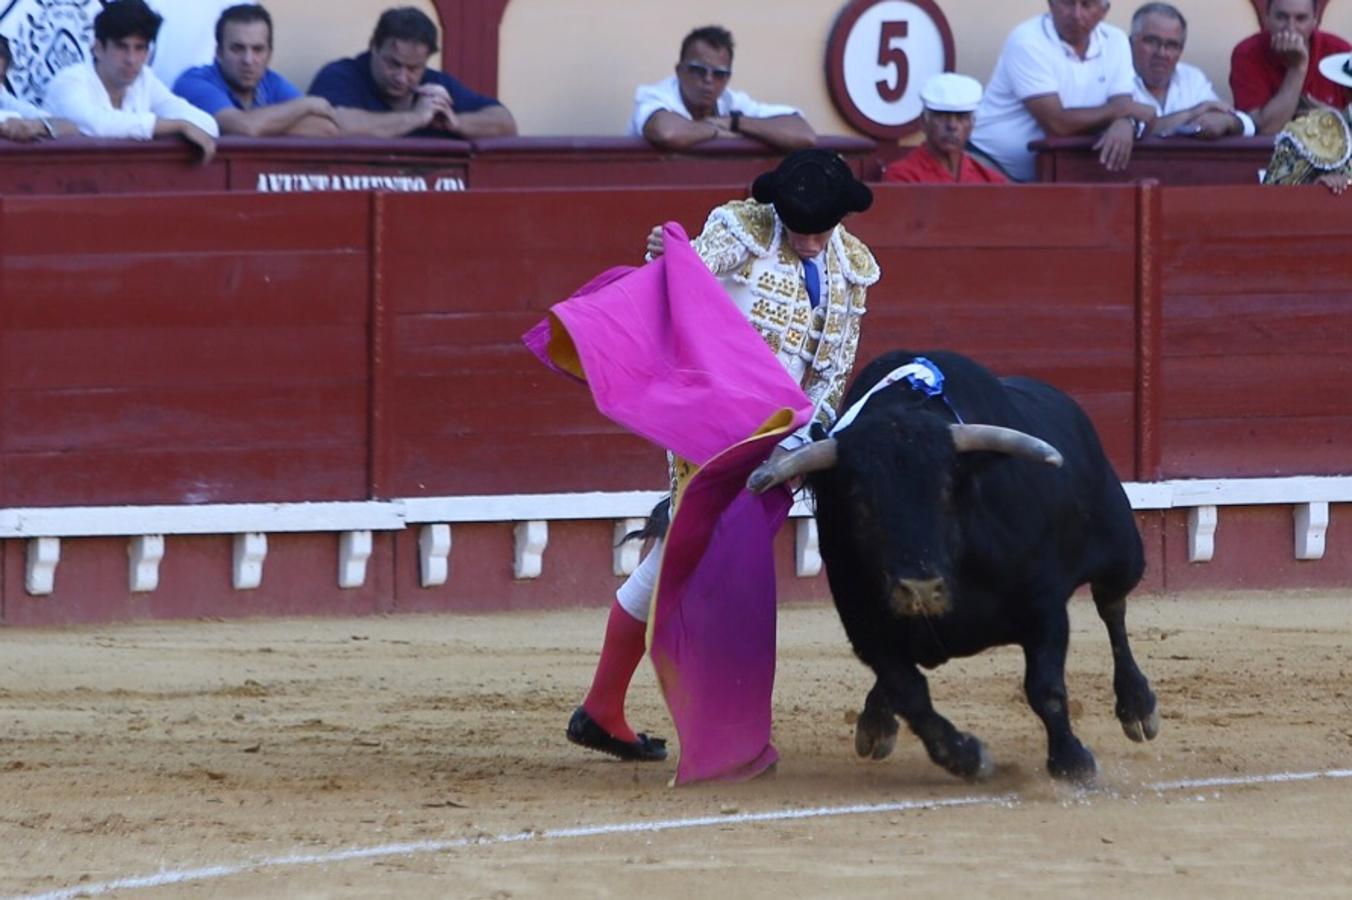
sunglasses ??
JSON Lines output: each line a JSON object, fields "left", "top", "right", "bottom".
{"left": 679, "top": 61, "right": 732, "bottom": 81}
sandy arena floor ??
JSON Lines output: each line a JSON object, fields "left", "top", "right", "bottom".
{"left": 2, "top": 590, "right": 1351, "bottom": 898}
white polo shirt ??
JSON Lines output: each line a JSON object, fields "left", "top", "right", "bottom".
{"left": 971, "top": 14, "right": 1136, "bottom": 182}
{"left": 1132, "top": 61, "right": 1220, "bottom": 115}
{"left": 628, "top": 75, "right": 799, "bottom": 136}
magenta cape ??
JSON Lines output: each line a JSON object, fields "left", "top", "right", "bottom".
{"left": 524, "top": 222, "right": 812, "bottom": 783}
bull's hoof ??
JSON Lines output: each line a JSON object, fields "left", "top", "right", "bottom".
{"left": 1047, "top": 741, "right": 1098, "bottom": 784}
{"left": 854, "top": 709, "right": 899, "bottom": 760}
{"left": 928, "top": 732, "right": 993, "bottom": 781}
{"left": 950, "top": 733, "right": 995, "bottom": 782}
{"left": 1121, "top": 706, "right": 1162, "bottom": 743}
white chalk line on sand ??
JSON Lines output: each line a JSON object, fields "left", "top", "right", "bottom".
{"left": 13, "top": 767, "right": 1352, "bottom": 900}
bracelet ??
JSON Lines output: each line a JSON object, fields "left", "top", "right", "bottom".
{"left": 40, "top": 117, "right": 56, "bottom": 139}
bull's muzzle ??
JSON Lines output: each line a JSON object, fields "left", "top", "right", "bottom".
{"left": 889, "top": 577, "right": 951, "bottom": 618}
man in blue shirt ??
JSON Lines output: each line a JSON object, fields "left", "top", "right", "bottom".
{"left": 174, "top": 4, "right": 338, "bottom": 137}
{"left": 308, "top": 6, "right": 516, "bottom": 139}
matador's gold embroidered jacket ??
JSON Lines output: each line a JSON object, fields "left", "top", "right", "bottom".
{"left": 1264, "top": 107, "right": 1352, "bottom": 185}
{"left": 689, "top": 199, "right": 881, "bottom": 439}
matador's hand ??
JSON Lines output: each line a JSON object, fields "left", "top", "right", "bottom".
{"left": 645, "top": 225, "right": 665, "bottom": 259}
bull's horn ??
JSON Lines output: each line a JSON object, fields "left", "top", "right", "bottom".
{"left": 949, "top": 424, "right": 1064, "bottom": 467}
{"left": 746, "top": 440, "right": 839, "bottom": 494}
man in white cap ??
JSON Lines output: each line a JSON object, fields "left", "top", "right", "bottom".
{"left": 883, "top": 73, "right": 1007, "bottom": 183}
{"left": 1263, "top": 49, "right": 1352, "bottom": 194}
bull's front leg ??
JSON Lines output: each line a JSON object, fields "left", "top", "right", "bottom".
{"left": 1091, "top": 587, "right": 1160, "bottom": 743}
{"left": 854, "top": 678, "right": 899, "bottom": 760}
{"left": 1022, "top": 607, "right": 1097, "bottom": 782}
{"left": 875, "top": 661, "right": 994, "bottom": 781}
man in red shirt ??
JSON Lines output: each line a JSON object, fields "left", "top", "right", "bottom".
{"left": 883, "top": 73, "right": 1008, "bottom": 184}
{"left": 1230, "top": 0, "right": 1352, "bottom": 134}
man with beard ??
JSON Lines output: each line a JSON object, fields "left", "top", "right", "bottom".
{"left": 309, "top": 6, "right": 515, "bottom": 139}
{"left": 174, "top": 4, "right": 338, "bottom": 137}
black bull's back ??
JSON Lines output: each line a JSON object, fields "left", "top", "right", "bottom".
{"left": 806, "top": 350, "right": 1156, "bottom": 781}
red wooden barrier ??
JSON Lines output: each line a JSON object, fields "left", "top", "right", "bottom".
{"left": 1159, "top": 186, "right": 1352, "bottom": 477}
{"left": 1034, "top": 136, "right": 1274, "bottom": 185}
{"left": 0, "top": 192, "right": 374, "bottom": 506}
{"left": 1, "top": 181, "right": 1349, "bottom": 626}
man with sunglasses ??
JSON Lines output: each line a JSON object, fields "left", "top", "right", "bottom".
{"left": 1129, "top": 3, "right": 1253, "bottom": 138}
{"left": 630, "top": 25, "right": 815, "bottom": 151}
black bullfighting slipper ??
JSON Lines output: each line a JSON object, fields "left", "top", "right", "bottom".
{"left": 566, "top": 706, "right": 668, "bottom": 762}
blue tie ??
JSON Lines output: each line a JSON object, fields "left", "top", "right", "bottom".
{"left": 804, "top": 259, "right": 821, "bottom": 309}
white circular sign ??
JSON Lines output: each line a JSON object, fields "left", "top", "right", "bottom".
{"left": 827, "top": 0, "right": 955, "bottom": 138}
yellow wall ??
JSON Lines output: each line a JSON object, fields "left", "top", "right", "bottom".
{"left": 497, "top": 0, "right": 1352, "bottom": 138}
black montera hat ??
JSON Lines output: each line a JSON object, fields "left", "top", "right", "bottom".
{"left": 751, "top": 149, "right": 874, "bottom": 235}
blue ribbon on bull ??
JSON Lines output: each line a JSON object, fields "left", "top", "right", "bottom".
{"left": 829, "top": 356, "right": 962, "bottom": 437}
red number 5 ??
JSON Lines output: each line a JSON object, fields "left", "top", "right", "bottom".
{"left": 875, "top": 21, "right": 909, "bottom": 103}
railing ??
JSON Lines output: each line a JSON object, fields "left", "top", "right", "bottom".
{"left": 0, "top": 135, "right": 879, "bottom": 196}
{"left": 1033, "top": 135, "right": 1275, "bottom": 184}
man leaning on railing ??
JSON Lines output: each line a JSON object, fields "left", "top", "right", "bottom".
{"left": 173, "top": 3, "right": 340, "bottom": 138}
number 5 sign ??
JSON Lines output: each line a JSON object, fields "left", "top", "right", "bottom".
{"left": 826, "top": 0, "right": 956, "bottom": 139}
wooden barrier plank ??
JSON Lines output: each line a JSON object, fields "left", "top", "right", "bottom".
{"left": 859, "top": 185, "right": 1137, "bottom": 249}
{"left": 3, "top": 383, "right": 367, "bottom": 452}
{"left": 1163, "top": 355, "right": 1352, "bottom": 420}
{"left": 386, "top": 437, "right": 664, "bottom": 496}
{"left": 1163, "top": 293, "right": 1352, "bottom": 356}
{"left": 2, "top": 326, "right": 367, "bottom": 389}
{"left": 2, "top": 446, "right": 368, "bottom": 506}
{"left": 0, "top": 193, "right": 369, "bottom": 255}
{"left": 1161, "top": 416, "right": 1352, "bottom": 477}
{"left": 5, "top": 254, "right": 368, "bottom": 329}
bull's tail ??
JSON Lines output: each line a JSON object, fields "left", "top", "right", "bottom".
{"left": 618, "top": 496, "right": 671, "bottom": 545}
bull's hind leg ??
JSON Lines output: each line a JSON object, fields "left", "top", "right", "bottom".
{"left": 874, "top": 661, "right": 994, "bottom": 781}
{"left": 1091, "top": 583, "right": 1160, "bottom": 743}
{"left": 1022, "top": 606, "right": 1097, "bottom": 782}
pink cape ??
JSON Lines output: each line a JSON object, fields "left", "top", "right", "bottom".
{"left": 524, "top": 222, "right": 812, "bottom": 783}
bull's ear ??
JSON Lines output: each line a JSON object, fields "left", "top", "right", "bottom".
{"left": 949, "top": 424, "right": 1063, "bottom": 467}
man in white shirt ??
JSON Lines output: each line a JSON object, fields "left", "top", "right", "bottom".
{"left": 45, "top": 0, "right": 217, "bottom": 161}
{"left": 1129, "top": 2, "right": 1255, "bottom": 138}
{"left": 0, "top": 35, "right": 78, "bottom": 141}
{"left": 630, "top": 25, "right": 815, "bottom": 151}
{"left": 971, "top": 0, "right": 1158, "bottom": 181}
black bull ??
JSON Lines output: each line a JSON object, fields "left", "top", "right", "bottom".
{"left": 749, "top": 350, "right": 1159, "bottom": 782}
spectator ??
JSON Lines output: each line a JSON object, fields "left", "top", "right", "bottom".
{"left": 0, "top": 35, "right": 78, "bottom": 141}
{"left": 174, "top": 4, "right": 338, "bottom": 138}
{"left": 882, "top": 73, "right": 1007, "bottom": 184}
{"left": 44, "top": 0, "right": 218, "bottom": 162}
{"left": 1263, "top": 50, "right": 1352, "bottom": 193}
{"left": 970, "top": 0, "right": 1156, "bottom": 182}
{"left": 1231, "top": 0, "right": 1351, "bottom": 135}
{"left": 630, "top": 25, "right": 815, "bottom": 151}
{"left": 308, "top": 6, "right": 516, "bottom": 139}
{"left": 1131, "top": 3, "right": 1254, "bottom": 138}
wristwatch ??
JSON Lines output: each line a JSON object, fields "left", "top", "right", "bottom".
{"left": 729, "top": 110, "right": 742, "bottom": 133}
